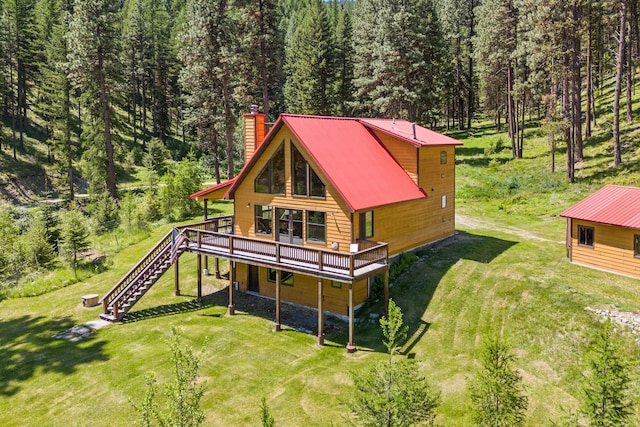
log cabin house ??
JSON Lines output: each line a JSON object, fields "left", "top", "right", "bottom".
{"left": 100, "top": 109, "right": 462, "bottom": 351}
{"left": 561, "top": 184, "right": 640, "bottom": 279}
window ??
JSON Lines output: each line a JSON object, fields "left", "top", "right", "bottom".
{"left": 267, "top": 269, "right": 293, "bottom": 286}
{"left": 255, "top": 143, "right": 285, "bottom": 194}
{"left": 441, "top": 195, "right": 447, "bottom": 208}
{"left": 331, "top": 281, "right": 342, "bottom": 289}
{"left": 440, "top": 150, "right": 447, "bottom": 165}
{"left": 578, "top": 225, "right": 594, "bottom": 247}
{"left": 292, "top": 143, "right": 325, "bottom": 198}
{"left": 635, "top": 235, "right": 640, "bottom": 258}
{"left": 255, "top": 205, "right": 273, "bottom": 235}
{"left": 307, "top": 210, "right": 326, "bottom": 243}
{"left": 359, "top": 211, "right": 374, "bottom": 239}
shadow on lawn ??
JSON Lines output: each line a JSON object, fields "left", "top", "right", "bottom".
{"left": 0, "top": 315, "right": 108, "bottom": 396}
{"left": 123, "top": 286, "right": 342, "bottom": 342}
{"left": 355, "top": 231, "right": 518, "bottom": 353}
{"left": 119, "top": 231, "right": 517, "bottom": 353}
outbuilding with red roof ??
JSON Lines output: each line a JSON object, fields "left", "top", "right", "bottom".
{"left": 560, "top": 184, "right": 640, "bottom": 279}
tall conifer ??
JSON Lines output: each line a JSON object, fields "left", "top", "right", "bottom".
{"left": 67, "top": 0, "right": 121, "bottom": 198}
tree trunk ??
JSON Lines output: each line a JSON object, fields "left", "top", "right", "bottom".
{"left": 222, "top": 71, "right": 234, "bottom": 179}
{"left": 258, "top": 0, "right": 270, "bottom": 120}
{"left": 614, "top": 0, "right": 626, "bottom": 168}
{"left": 586, "top": 3, "right": 593, "bottom": 138}
{"left": 507, "top": 64, "right": 517, "bottom": 159}
{"left": 572, "top": 4, "right": 583, "bottom": 163}
{"left": 467, "top": 0, "right": 475, "bottom": 130}
{"left": 626, "top": 18, "right": 633, "bottom": 123}
{"left": 98, "top": 53, "right": 118, "bottom": 199}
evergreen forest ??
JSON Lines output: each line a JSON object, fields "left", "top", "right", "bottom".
{"left": 2, "top": 0, "right": 638, "bottom": 196}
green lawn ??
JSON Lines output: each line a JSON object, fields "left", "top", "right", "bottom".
{"left": 2, "top": 124, "right": 640, "bottom": 425}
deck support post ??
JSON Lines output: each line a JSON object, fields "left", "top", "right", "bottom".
{"left": 346, "top": 283, "right": 356, "bottom": 352}
{"left": 203, "top": 200, "right": 209, "bottom": 274}
{"left": 215, "top": 258, "right": 220, "bottom": 278}
{"left": 384, "top": 269, "right": 390, "bottom": 316}
{"left": 274, "top": 270, "right": 281, "bottom": 331}
{"left": 197, "top": 254, "right": 202, "bottom": 303}
{"left": 228, "top": 261, "right": 236, "bottom": 315}
{"left": 174, "top": 257, "right": 180, "bottom": 296}
{"left": 317, "top": 278, "right": 324, "bottom": 345}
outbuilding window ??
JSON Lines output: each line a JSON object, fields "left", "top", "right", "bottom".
{"left": 635, "top": 235, "right": 640, "bottom": 258}
{"left": 578, "top": 225, "right": 594, "bottom": 248}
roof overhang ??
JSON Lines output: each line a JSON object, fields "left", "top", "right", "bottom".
{"left": 190, "top": 178, "right": 236, "bottom": 202}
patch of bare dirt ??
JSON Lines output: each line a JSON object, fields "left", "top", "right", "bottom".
{"left": 456, "top": 213, "right": 563, "bottom": 244}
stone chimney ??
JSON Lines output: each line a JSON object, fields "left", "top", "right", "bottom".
{"left": 243, "top": 105, "right": 266, "bottom": 163}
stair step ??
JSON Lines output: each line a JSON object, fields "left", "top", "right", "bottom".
{"left": 100, "top": 313, "right": 119, "bottom": 322}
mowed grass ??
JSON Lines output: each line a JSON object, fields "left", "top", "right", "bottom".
{"left": 2, "top": 122, "right": 640, "bottom": 424}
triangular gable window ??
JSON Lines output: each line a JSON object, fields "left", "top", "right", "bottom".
{"left": 292, "top": 142, "right": 325, "bottom": 198}
{"left": 255, "top": 142, "right": 285, "bottom": 194}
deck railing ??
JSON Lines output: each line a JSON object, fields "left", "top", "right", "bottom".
{"left": 99, "top": 216, "right": 235, "bottom": 313}
{"left": 182, "top": 220, "right": 388, "bottom": 277}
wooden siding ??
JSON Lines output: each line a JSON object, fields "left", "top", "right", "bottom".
{"left": 353, "top": 145, "right": 456, "bottom": 255}
{"left": 570, "top": 220, "right": 640, "bottom": 278}
{"left": 244, "top": 115, "right": 257, "bottom": 161}
{"left": 371, "top": 129, "right": 419, "bottom": 183}
{"left": 235, "top": 266, "right": 368, "bottom": 315}
{"left": 234, "top": 126, "right": 353, "bottom": 253}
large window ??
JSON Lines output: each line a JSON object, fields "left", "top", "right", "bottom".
{"left": 307, "top": 210, "right": 326, "bottom": 243}
{"left": 255, "top": 204, "right": 273, "bottom": 235}
{"left": 578, "top": 225, "right": 594, "bottom": 247}
{"left": 255, "top": 143, "right": 285, "bottom": 194}
{"left": 359, "top": 211, "right": 374, "bottom": 239}
{"left": 635, "top": 235, "right": 640, "bottom": 258}
{"left": 292, "top": 143, "right": 325, "bottom": 198}
{"left": 267, "top": 269, "right": 293, "bottom": 286}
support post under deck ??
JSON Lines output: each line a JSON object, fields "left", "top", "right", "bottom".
{"left": 384, "top": 269, "right": 389, "bottom": 316}
{"left": 197, "top": 254, "right": 202, "bottom": 303}
{"left": 274, "top": 270, "right": 281, "bottom": 331}
{"left": 228, "top": 261, "right": 235, "bottom": 315}
{"left": 317, "top": 278, "right": 324, "bottom": 345}
{"left": 174, "top": 257, "right": 180, "bottom": 296}
{"left": 347, "top": 283, "right": 356, "bottom": 352}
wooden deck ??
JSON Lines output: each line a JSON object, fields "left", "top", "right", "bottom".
{"left": 181, "top": 217, "right": 389, "bottom": 282}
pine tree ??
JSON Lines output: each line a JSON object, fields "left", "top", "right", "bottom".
{"left": 352, "top": 0, "right": 445, "bottom": 122}
{"left": 66, "top": 0, "right": 121, "bottom": 199}
{"left": 2, "top": 0, "right": 38, "bottom": 153}
{"left": 334, "top": 5, "right": 354, "bottom": 116}
{"left": 37, "top": 0, "right": 77, "bottom": 200}
{"left": 469, "top": 338, "right": 528, "bottom": 427}
{"left": 59, "top": 204, "right": 90, "bottom": 275}
{"left": 350, "top": 299, "right": 440, "bottom": 426}
{"left": 236, "top": 0, "right": 285, "bottom": 121}
{"left": 582, "top": 318, "right": 634, "bottom": 426}
{"left": 179, "top": 0, "right": 237, "bottom": 182}
{"left": 283, "top": 0, "right": 336, "bottom": 115}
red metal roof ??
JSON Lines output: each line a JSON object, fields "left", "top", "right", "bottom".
{"left": 360, "top": 118, "right": 463, "bottom": 147}
{"left": 228, "top": 114, "right": 464, "bottom": 212}
{"left": 281, "top": 115, "right": 427, "bottom": 211}
{"left": 190, "top": 178, "right": 236, "bottom": 200}
{"left": 560, "top": 185, "right": 640, "bottom": 229}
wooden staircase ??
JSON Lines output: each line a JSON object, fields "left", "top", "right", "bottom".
{"left": 99, "top": 230, "right": 185, "bottom": 321}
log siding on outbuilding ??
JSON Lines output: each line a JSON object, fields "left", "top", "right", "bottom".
{"left": 561, "top": 185, "right": 640, "bottom": 279}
